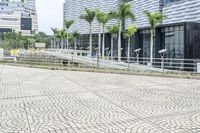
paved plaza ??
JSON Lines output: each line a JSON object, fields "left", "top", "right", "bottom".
{"left": 0, "top": 65, "right": 200, "bottom": 133}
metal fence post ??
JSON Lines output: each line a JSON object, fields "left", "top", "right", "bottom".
{"left": 97, "top": 55, "right": 100, "bottom": 68}
{"left": 128, "top": 58, "right": 130, "bottom": 70}
{"left": 161, "top": 55, "right": 164, "bottom": 74}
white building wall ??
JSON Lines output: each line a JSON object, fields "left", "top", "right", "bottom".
{"left": 163, "top": 0, "right": 200, "bottom": 24}
{"left": 0, "top": 0, "right": 38, "bottom": 34}
{"left": 64, "top": 0, "right": 200, "bottom": 33}
{"left": 64, "top": 0, "right": 119, "bottom": 34}
{"left": 127, "top": 0, "right": 162, "bottom": 29}
{"left": 0, "top": 11, "right": 21, "bottom": 32}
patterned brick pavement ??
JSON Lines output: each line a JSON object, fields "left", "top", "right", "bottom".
{"left": 0, "top": 65, "right": 200, "bottom": 133}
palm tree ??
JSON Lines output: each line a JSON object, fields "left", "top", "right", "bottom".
{"left": 123, "top": 25, "right": 137, "bottom": 65}
{"left": 55, "top": 31, "right": 61, "bottom": 49}
{"left": 108, "top": 24, "right": 119, "bottom": 60}
{"left": 56, "top": 29, "right": 65, "bottom": 49}
{"left": 80, "top": 8, "right": 96, "bottom": 57}
{"left": 144, "top": 11, "right": 166, "bottom": 66}
{"left": 68, "top": 33, "right": 75, "bottom": 49}
{"left": 95, "top": 9, "right": 102, "bottom": 58}
{"left": 64, "top": 19, "right": 74, "bottom": 49}
{"left": 73, "top": 30, "right": 80, "bottom": 50}
{"left": 109, "top": 2, "right": 135, "bottom": 61}
{"left": 51, "top": 28, "right": 58, "bottom": 49}
{"left": 60, "top": 29, "right": 66, "bottom": 49}
{"left": 96, "top": 11, "right": 110, "bottom": 59}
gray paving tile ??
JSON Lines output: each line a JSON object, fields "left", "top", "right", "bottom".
{"left": 0, "top": 65, "right": 200, "bottom": 133}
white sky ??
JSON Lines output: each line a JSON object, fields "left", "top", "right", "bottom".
{"left": 36, "top": 0, "right": 65, "bottom": 35}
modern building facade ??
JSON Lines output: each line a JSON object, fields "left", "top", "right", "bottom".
{"left": 25, "top": 0, "right": 36, "bottom": 7}
{"left": 0, "top": 0, "right": 38, "bottom": 35}
{"left": 63, "top": 0, "right": 200, "bottom": 61}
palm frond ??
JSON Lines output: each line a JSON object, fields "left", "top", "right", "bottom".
{"left": 73, "top": 30, "right": 81, "bottom": 39}
{"left": 80, "top": 8, "right": 96, "bottom": 24}
{"left": 144, "top": 11, "right": 166, "bottom": 28}
{"left": 123, "top": 25, "right": 137, "bottom": 39}
{"left": 64, "top": 19, "right": 74, "bottom": 29}
{"left": 108, "top": 24, "right": 119, "bottom": 35}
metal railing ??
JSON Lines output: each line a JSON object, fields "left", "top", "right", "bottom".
{"left": 1, "top": 50, "right": 200, "bottom": 74}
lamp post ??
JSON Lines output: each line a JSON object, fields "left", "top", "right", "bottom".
{"left": 104, "top": 47, "right": 110, "bottom": 60}
{"left": 95, "top": 47, "right": 100, "bottom": 68}
{"left": 158, "top": 49, "right": 167, "bottom": 74}
{"left": 134, "top": 48, "right": 141, "bottom": 64}
{"left": 86, "top": 47, "right": 90, "bottom": 57}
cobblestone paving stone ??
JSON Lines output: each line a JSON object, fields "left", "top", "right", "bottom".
{"left": 0, "top": 65, "right": 200, "bottom": 133}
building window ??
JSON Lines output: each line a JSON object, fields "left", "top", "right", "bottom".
{"left": 161, "top": 25, "right": 184, "bottom": 59}
{"left": 139, "top": 30, "right": 151, "bottom": 58}
{"left": 1, "top": 18, "right": 18, "bottom": 21}
{"left": 164, "top": 0, "right": 183, "bottom": 5}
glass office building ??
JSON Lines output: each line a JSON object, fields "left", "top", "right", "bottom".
{"left": 63, "top": 0, "right": 200, "bottom": 60}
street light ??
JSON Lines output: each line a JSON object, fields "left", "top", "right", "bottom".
{"left": 158, "top": 49, "right": 167, "bottom": 74}
{"left": 104, "top": 47, "right": 110, "bottom": 59}
{"left": 95, "top": 47, "right": 100, "bottom": 67}
{"left": 134, "top": 48, "right": 141, "bottom": 64}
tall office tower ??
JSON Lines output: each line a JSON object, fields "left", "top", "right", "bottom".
{"left": 0, "top": 0, "right": 38, "bottom": 35}
{"left": 63, "top": 0, "right": 200, "bottom": 60}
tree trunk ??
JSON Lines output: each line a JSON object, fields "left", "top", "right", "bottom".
{"left": 128, "top": 37, "right": 130, "bottom": 64}
{"left": 57, "top": 39, "right": 59, "bottom": 49}
{"left": 74, "top": 39, "right": 77, "bottom": 50}
{"left": 64, "top": 38, "right": 66, "bottom": 49}
{"left": 111, "top": 34, "right": 114, "bottom": 60}
{"left": 53, "top": 36, "right": 55, "bottom": 49}
{"left": 66, "top": 29, "right": 69, "bottom": 49}
{"left": 89, "top": 24, "right": 92, "bottom": 57}
{"left": 118, "top": 20, "right": 122, "bottom": 62}
{"left": 98, "top": 24, "right": 101, "bottom": 58}
{"left": 102, "top": 25, "right": 105, "bottom": 60}
{"left": 150, "top": 29, "right": 154, "bottom": 66}
{"left": 61, "top": 38, "right": 64, "bottom": 49}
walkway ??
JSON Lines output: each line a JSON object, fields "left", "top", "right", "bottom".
{"left": 0, "top": 65, "right": 200, "bottom": 133}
